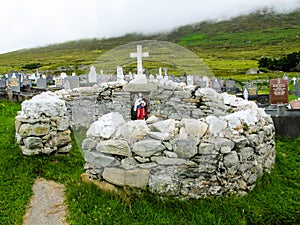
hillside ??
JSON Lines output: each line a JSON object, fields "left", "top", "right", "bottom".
{"left": 0, "top": 9, "right": 300, "bottom": 78}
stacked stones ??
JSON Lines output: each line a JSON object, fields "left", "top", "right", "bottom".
{"left": 15, "top": 92, "right": 71, "bottom": 155}
{"left": 82, "top": 88, "right": 276, "bottom": 199}
{"left": 56, "top": 85, "right": 131, "bottom": 129}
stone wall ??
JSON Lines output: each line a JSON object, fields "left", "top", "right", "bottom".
{"left": 15, "top": 83, "right": 276, "bottom": 198}
{"left": 15, "top": 92, "right": 72, "bottom": 155}
{"left": 81, "top": 87, "right": 276, "bottom": 199}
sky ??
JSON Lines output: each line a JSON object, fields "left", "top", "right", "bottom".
{"left": 0, "top": 0, "right": 299, "bottom": 54}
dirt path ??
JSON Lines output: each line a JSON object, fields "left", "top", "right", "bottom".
{"left": 22, "top": 178, "right": 68, "bottom": 225}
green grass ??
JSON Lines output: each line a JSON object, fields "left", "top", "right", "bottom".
{"left": 0, "top": 100, "right": 299, "bottom": 224}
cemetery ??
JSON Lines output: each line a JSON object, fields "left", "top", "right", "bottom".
{"left": 12, "top": 41, "right": 298, "bottom": 200}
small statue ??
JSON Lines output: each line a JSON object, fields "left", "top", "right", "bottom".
{"left": 134, "top": 93, "right": 148, "bottom": 120}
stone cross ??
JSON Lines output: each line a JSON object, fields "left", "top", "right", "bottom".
{"left": 130, "top": 45, "right": 149, "bottom": 76}
{"left": 292, "top": 77, "right": 297, "bottom": 85}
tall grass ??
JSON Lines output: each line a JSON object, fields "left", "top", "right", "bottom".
{"left": 0, "top": 100, "right": 299, "bottom": 224}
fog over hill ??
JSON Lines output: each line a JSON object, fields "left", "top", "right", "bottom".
{"left": 1, "top": 0, "right": 300, "bottom": 54}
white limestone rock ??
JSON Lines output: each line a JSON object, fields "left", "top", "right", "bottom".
{"left": 86, "top": 112, "right": 125, "bottom": 139}
{"left": 151, "top": 119, "right": 176, "bottom": 136}
{"left": 96, "top": 140, "right": 131, "bottom": 157}
{"left": 181, "top": 118, "right": 208, "bottom": 143}
{"left": 20, "top": 91, "right": 67, "bottom": 119}
{"left": 115, "top": 120, "right": 150, "bottom": 143}
{"left": 206, "top": 115, "right": 227, "bottom": 136}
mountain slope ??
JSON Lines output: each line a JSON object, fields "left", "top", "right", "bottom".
{"left": 0, "top": 10, "right": 299, "bottom": 77}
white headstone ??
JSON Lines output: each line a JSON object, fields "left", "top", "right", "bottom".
{"left": 88, "top": 66, "right": 98, "bottom": 83}
{"left": 60, "top": 72, "right": 68, "bottom": 79}
{"left": 159, "top": 67, "right": 162, "bottom": 77}
{"left": 117, "top": 66, "right": 124, "bottom": 82}
{"left": 187, "top": 75, "right": 194, "bottom": 86}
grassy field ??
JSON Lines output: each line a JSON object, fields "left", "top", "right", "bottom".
{"left": 0, "top": 100, "right": 299, "bottom": 225}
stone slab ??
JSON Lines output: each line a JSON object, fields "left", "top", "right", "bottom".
{"left": 123, "top": 84, "right": 158, "bottom": 92}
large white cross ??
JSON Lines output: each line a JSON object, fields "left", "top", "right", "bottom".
{"left": 130, "top": 45, "right": 149, "bottom": 76}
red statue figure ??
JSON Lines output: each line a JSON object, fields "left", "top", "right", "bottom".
{"left": 134, "top": 93, "right": 148, "bottom": 120}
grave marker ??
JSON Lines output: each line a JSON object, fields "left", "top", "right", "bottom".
{"left": 117, "top": 66, "right": 124, "bottom": 82}
{"left": 64, "top": 76, "right": 79, "bottom": 89}
{"left": 244, "top": 85, "right": 258, "bottom": 100}
{"left": 21, "top": 79, "right": 32, "bottom": 87}
{"left": 269, "top": 78, "right": 288, "bottom": 104}
{"left": 187, "top": 75, "right": 194, "bottom": 86}
{"left": 88, "top": 66, "right": 98, "bottom": 83}
{"left": 212, "top": 79, "right": 221, "bottom": 93}
{"left": 8, "top": 73, "right": 21, "bottom": 92}
{"left": 290, "top": 99, "right": 300, "bottom": 109}
{"left": 36, "top": 78, "right": 47, "bottom": 90}
{"left": 226, "top": 80, "right": 237, "bottom": 93}
{"left": 130, "top": 45, "right": 149, "bottom": 76}
{"left": 0, "top": 78, "right": 6, "bottom": 89}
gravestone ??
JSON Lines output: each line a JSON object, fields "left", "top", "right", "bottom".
{"left": 64, "top": 76, "right": 79, "bottom": 90}
{"left": 55, "top": 77, "right": 63, "bottom": 87}
{"left": 8, "top": 73, "right": 21, "bottom": 92}
{"left": 243, "top": 85, "right": 258, "bottom": 100}
{"left": 187, "top": 75, "right": 194, "bottom": 86}
{"left": 290, "top": 100, "right": 300, "bottom": 109}
{"left": 88, "top": 66, "right": 98, "bottom": 83}
{"left": 117, "top": 66, "right": 124, "bottom": 82}
{"left": 202, "top": 76, "right": 211, "bottom": 88}
{"left": 269, "top": 78, "right": 288, "bottom": 104}
{"left": 198, "top": 81, "right": 207, "bottom": 88}
{"left": 0, "top": 78, "right": 6, "bottom": 89}
{"left": 294, "top": 80, "right": 299, "bottom": 98}
{"left": 226, "top": 80, "right": 237, "bottom": 93}
{"left": 21, "top": 79, "right": 32, "bottom": 87}
{"left": 212, "top": 79, "right": 221, "bottom": 93}
{"left": 36, "top": 78, "right": 47, "bottom": 90}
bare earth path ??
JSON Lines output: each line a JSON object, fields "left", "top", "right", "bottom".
{"left": 22, "top": 178, "right": 68, "bottom": 225}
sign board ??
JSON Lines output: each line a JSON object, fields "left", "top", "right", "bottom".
{"left": 269, "top": 78, "right": 288, "bottom": 104}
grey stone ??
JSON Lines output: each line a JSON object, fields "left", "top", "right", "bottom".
{"left": 223, "top": 151, "right": 239, "bottom": 168}
{"left": 163, "top": 150, "right": 178, "bottom": 158}
{"left": 239, "top": 147, "right": 254, "bottom": 162}
{"left": 132, "top": 140, "right": 165, "bottom": 157}
{"left": 57, "top": 144, "right": 72, "bottom": 153}
{"left": 82, "top": 138, "right": 98, "bottom": 150}
{"left": 54, "top": 131, "right": 71, "bottom": 147}
{"left": 215, "top": 137, "right": 235, "bottom": 153}
{"left": 149, "top": 166, "right": 180, "bottom": 195}
{"left": 96, "top": 140, "right": 131, "bottom": 157}
{"left": 181, "top": 118, "right": 208, "bottom": 143}
{"left": 173, "top": 139, "right": 197, "bottom": 158}
{"left": 151, "top": 156, "right": 186, "bottom": 165}
{"left": 83, "top": 151, "right": 120, "bottom": 168}
{"left": 102, "top": 167, "right": 149, "bottom": 188}
{"left": 55, "top": 116, "right": 70, "bottom": 131}
{"left": 24, "top": 137, "right": 43, "bottom": 149}
{"left": 198, "top": 142, "right": 217, "bottom": 155}
{"left": 147, "top": 132, "right": 170, "bottom": 140}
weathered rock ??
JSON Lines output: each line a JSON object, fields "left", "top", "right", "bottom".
{"left": 206, "top": 115, "right": 227, "bottom": 135}
{"left": 20, "top": 91, "right": 67, "bottom": 119}
{"left": 181, "top": 118, "right": 208, "bottom": 143}
{"left": 173, "top": 139, "right": 197, "bottom": 158}
{"left": 215, "top": 137, "right": 235, "bottom": 154}
{"left": 132, "top": 140, "right": 165, "bottom": 157}
{"left": 151, "top": 119, "right": 176, "bottom": 135}
{"left": 96, "top": 140, "right": 131, "bottom": 157}
{"left": 102, "top": 167, "right": 149, "bottom": 188}
{"left": 86, "top": 112, "right": 125, "bottom": 139}
{"left": 151, "top": 156, "right": 186, "bottom": 165}
{"left": 224, "top": 151, "right": 239, "bottom": 168}
{"left": 147, "top": 132, "right": 170, "bottom": 140}
{"left": 24, "top": 137, "right": 43, "bottom": 149}
{"left": 116, "top": 120, "right": 150, "bottom": 143}
{"left": 54, "top": 131, "right": 72, "bottom": 147}
{"left": 82, "top": 138, "right": 98, "bottom": 150}
{"left": 198, "top": 142, "right": 217, "bottom": 155}
{"left": 55, "top": 116, "right": 70, "bottom": 131}
{"left": 84, "top": 151, "right": 120, "bottom": 168}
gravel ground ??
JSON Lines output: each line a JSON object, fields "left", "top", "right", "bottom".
{"left": 22, "top": 178, "right": 68, "bottom": 225}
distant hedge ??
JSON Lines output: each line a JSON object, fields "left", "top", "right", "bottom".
{"left": 258, "top": 51, "right": 300, "bottom": 72}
